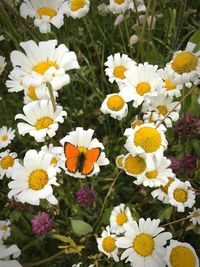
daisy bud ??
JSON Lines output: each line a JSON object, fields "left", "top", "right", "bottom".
{"left": 147, "top": 15, "right": 156, "bottom": 30}
{"left": 114, "top": 14, "right": 124, "bottom": 26}
{"left": 129, "top": 34, "right": 138, "bottom": 46}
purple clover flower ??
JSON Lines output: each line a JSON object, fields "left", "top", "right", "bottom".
{"left": 175, "top": 113, "right": 200, "bottom": 139}
{"left": 31, "top": 212, "right": 53, "bottom": 235}
{"left": 75, "top": 185, "right": 97, "bottom": 208}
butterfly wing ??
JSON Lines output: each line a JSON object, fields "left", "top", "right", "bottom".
{"left": 81, "top": 148, "right": 101, "bottom": 176}
{"left": 64, "top": 142, "right": 80, "bottom": 174}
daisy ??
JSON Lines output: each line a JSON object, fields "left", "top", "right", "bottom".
{"left": 165, "top": 240, "right": 199, "bottom": 267}
{"left": 65, "top": 0, "right": 90, "bottom": 19}
{"left": 151, "top": 176, "right": 176, "bottom": 204}
{"left": 130, "top": 0, "right": 146, "bottom": 12}
{"left": 124, "top": 123, "right": 168, "bottom": 169}
{"left": 108, "top": 0, "right": 132, "bottom": 14}
{"left": 20, "top": 0, "right": 68, "bottom": 34}
{"left": 41, "top": 143, "right": 63, "bottom": 173}
{"left": 142, "top": 95, "right": 180, "bottom": 128}
{"left": 0, "top": 150, "right": 18, "bottom": 179}
{"left": 60, "top": 127, "right": 109, "bottom": 178}
{"left": 0, "top": 243, "right": 22, "bottom": 267}
{"left": 9, "top": 39, "right": 80, "bottom": 91}
{"left": 0, "top": 56, "right": 6, "bottom": 75}
{"left": 8, "top": 149, "right": 59, "bottom": 205}
{"left": 104, "top": 53, "right": 136, "bottom": 84}
{"left": 166, "top": 42, "right": 200, "bottom": 84}
{"left": 100, "top": 93, "right": 128, "bottom": 120}
{"left": 97, "top": 226, "right": 119, "bottom": 262}
{"left": 168, "top": 180, "right": 196, "bottom": 212}
{"left": 110, "top": 204, "right": 133, "bottom": 234}
{"left": 15, "top": 100, "right": 67, "bottom": 142}
{"left": 134, "top": 156, "right": 173, "bottom": 188}
{"left": 0, "top": 219, "right": 11, "bottom": 241}
{"left": 189, "top": 207, "right": 200, "bottom": 225}
{"left": 158, "top": 68, "right": 183, "bottom": 97}
{"left": 0, "top": 126, "right": 15, "bottom": 149}
{"left": 116, "top": 218, "right": 172, "bottom": 267}
{"left": 119, "top": 62, "right": 163, "bottom": 107}
{"left": 6, "top": 68, "right": 27, "bottom": 93}
{"left": 123, "top": 153, "right": 147, "bottom": 177}
{"left": 115, "top": 154, "right": 125, "bottom": 169}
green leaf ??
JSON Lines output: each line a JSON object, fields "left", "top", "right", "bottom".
{"left": 158, "top": 206, "right": 174, "bottom": 221}
{"left": 189, "top": 30, "right": 200, "bottom": 51}
{"left": 70, "top": 219, "right": 93, "bottom": 236}
{"left": 191, "top": 139, "right": 200, "bottom": 156}
{"left": 52, "top": 234, "right": 71, "bottom": 243}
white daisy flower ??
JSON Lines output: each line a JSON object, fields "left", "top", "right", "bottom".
{"left": 168, "top": 180, "right": 196, "bottom": 212}
{"left": 116, "top": 218, "right": 172, "bottom": 267}
{"left": 151, "top": 176, "right": 176, "bottom": 204}
{"left": 130, "top": 0, "right": 146, "bottom": 12}
{"left": 134, "top": 156, "right": 173, "bottom": 188}
{"left": 104, "top": 53, "right": 136, "bottom": 84}
{"left": 41, "top": 143, "right": 63, "bottom": 173}
{"left": 124, "top": 123, "right": 168, "bottom": 169}
{"left": 119, "top": 62, "right": 163, "bottom": 107}
{"left": 166, "top": 42, "right": 200, "bottom": 84}
{"left": 97, "top": 226, "right": 119, "bottom": 262}
{"left": 0, "top": 35, "right": 5, "bottom": 42}
{"left": 15, "top": 100, "right": 67, "bottom": 143}
{"left": 8, "top": 149, "right": 59, "bottom": 205}
{"left": 0, "top": 126, "right": 15, "bottom": 149}
{"left": 60, "top": 127, "right": 109, "bottom": 178}
{"left": 0, "top": 150, "right": 18, "bottom": 179}
{"left": 189, "top": 207, "right": 200, "bottom": 226}
{"left": 108, "top": 0, "right": 131, "bottom": 14}
{"left": 0, "top": 56, "right": 6, "bottom": 75}
{"left": 165, "top": 240, "right": 199, "bottom": 267}
{"left": 110, "top": 204, "right": 133, "bottom": 234}
{"left": 142, "top": 95, "right": 180, "bottom": 128}
{"left": 0, "top": 243, "right": 22, "bottom": 267}
{"left": 123, "top": 153, "right": 147, "bottom": 177}
{"left": 72, "top": 262, "right": 94, "bottom": 267}
{"left": 9, "top": 39, "right": 80, "bottom": 91}
{"left": 20, "top": 0, "right": 68, "bottom": 34}
{"left": 158, "top": 68, "right": 183, "bottom": 97}
{"left": 115, "top": 154, "right": 125, "bottom": 169}
{"left": 65, "top": 0, "right": 90, "bottom": 19}
{"left": 100, "top": 93, "right": 128, "bottom": 120}
{"left": 6, "top": 69, "right": 27, "bottom": 93}
{"left": 0, "top": 219, "right": 11, "bottom": 241}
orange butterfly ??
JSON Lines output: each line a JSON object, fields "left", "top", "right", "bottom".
{"left": 64, "top": 142, "right": 101, "bottom": 176}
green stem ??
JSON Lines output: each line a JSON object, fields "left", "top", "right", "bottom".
{"left": 23, "top": 250, "right": 65, "bottom": 267}
{"left": 93, "top": 169, "right": 123, "bottom": 228}
{"left": 146, "top": 0, "right": 157, "bottom": 52}
{"left": 161, "top": 216, "right": 192, "bottom": 228}
{"left": 47, "top": 82, "right": 57, "bottom": 112}
{"left": 0, "top": 0, "right": 39, "bottom": 41}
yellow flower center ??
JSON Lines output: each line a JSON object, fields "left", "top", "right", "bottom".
{"left": 173, "top": 189, "right": 188, "bottom": 203}
{"left": 160, "top": 177, "right": 174, "bottom": 194}
{"left": 171, "top": 51, "right": 198, "bottom": 74}
{"left": 78, "top": 146, "right": 87, "bottom": 153}
{"left": 116, "top": 212, "right": 128, "bottom": 226}
{"left": 1, "top": 135, "right": 8, "bottom": 142}
{"left": 113, "top": 66, "right": 127, "bottom": 79}
{"left": 170, "top": 246, "right": 196, "bottom": 267}
{"left": 165, "top": 79, "right": 177, "bottom": 91}
{"left": 134, "top": 126, "right": 162, "bottom": 153}
{"left": 133, "top": 233, "right": 154, "bottom": 257}
{"left": 116, "top": 155, "right": 124, "bottom": 168}
{"left": 33, "top": 61, "right": 59, "bottom": 75}
{"left": 192, "top": 211, "right": 200, "bottom": 218}
{"left": 70, "top": 0, "right": 86, "bottom": 11}
{"left": 136, "top": 82, "right": 151, "bottom": 96}
{"left": 107, "top": 95, "right": 125, "bottom": 111}
{"left": 102, "top": 236, "right": 116, "bottom": 253}
{"left": 37, "top": 7, "right": 57, "bottom": 18}
{"left": 145, "top": 170, "right": 158, "bottom": 179}
{"left": 114, "top": 0, "right": 125, "bottom": 4}
{"left": 51, "top": 156, "right": 58, "bottom": 166}
{"left": 157, "top": 105, "right": 168, "bottom": 116}
{"left": 28, "top": 169, "right": 48, "bottom": 191}
{"left": 35, "top": 117, "right": 53, "bottom": 130}
{"left": 131, "top": 120, "right": 144, "bottom": 129}
{"left": 1, "top": 155, "right": 14, "bottom": 170}
{"left": 1, "top": 225, "right": 8, "bottom": 231}
{"left": 124, "top": 154, "right": 146, "bottom": 175}
{"left": 27, "top": 85, "right": 38, "bottom": 101}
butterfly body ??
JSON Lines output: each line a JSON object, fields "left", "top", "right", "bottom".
{"left": 64, "top": 142, "right": 101, "bottom": 176}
